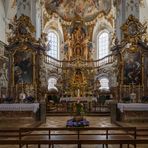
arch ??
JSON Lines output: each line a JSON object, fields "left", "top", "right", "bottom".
{"left": 43, "top": 19, "right": 64, "bottom": 60}
{"left": 92, "top": 19, "right": 113, "bottom": 60}
{"left": 97, "top": 30, "right": 109, "bottom": 59}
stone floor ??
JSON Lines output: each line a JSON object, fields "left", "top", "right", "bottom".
{"left": 0, "top": 116, "right": 148, "bottom": 148}
{"left": 41, "top": 116, "right": 115, "bottom": 128}
{"left": 0, "top": 118, "right": 37, "bottom": 129}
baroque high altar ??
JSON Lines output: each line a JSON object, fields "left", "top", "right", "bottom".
{"left": 57, "top": 20, "right": 95, "bottom": 97}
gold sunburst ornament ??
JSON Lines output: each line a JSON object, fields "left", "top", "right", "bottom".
{"left": 121, "top": 15, "right": 147, "bottom": 45}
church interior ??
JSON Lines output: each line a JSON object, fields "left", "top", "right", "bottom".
{"left": 0, "top": 0, "right": 148, "bottom": 147}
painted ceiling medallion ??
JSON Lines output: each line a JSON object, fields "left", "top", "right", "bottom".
{"left": 45, "top": 0, "right": 111, "bottom": 22}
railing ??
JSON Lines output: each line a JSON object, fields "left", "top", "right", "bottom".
{"left": 46, "top": 101, "right": 110, "bottom": 114}
{"left": 1, "top": 127, "right": 148, "bottom": 148}
{"left": 136, "top": 128, "right": 148, "bottom": 138}
{"left": 44, "top": 53, "right": 114, "bottom": 69}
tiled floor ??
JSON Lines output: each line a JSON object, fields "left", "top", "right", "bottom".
{"left": 0, "top": 116, "right": 148, "bottom": 148}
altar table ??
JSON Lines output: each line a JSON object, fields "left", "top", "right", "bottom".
{"left": 0, "top": 103, "right": 39, "bottom": 113}
{"left": 117, "top": 103, "right": 148, "bottom": 121}
{"left": 117, "top": 103, "right": 148, "bottom": 113}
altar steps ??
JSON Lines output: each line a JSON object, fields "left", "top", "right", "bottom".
{"left": 0, "top": 118, "right": 42, "bottom": 129}
{"left": 46, "top": 112, "right": 110, "bottom": 116}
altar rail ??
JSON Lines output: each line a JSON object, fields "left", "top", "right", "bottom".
{"left": 1, "top": 127, "right": 148, "bottom": 148}
{"left": 46, "top": 101, "right": 110, "bottom": 114}
{"left": 44, "top": 53, "right": 114, "bottom": 69}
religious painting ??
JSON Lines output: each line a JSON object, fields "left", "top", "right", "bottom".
{"left": 122, "top": 51, "right": 142, "bottom": 85}
{"left": 45, "top": 0, "right": 111, "bottom": 21}
{"left": 14, "top": 50, "right": 33, "bottom": 84}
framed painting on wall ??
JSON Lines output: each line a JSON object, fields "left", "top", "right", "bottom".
{"left": 122, "top": 51, "right": 142, "bottom": 85}
{"left": 14, "top": 50, "right": 33, "bottom": 84}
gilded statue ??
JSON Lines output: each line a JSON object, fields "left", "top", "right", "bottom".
{"left": 74, "top": 69, "right": 83, "bottom": 84}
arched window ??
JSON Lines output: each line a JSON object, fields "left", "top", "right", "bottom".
{"left": 99, "top": 77, "right": 109, "bottom": 90}
{"left": 48, "top": 77, "right": 57, "bottom": 90}
{"left": 47, "top": 31, "right": 59, "bottom": 59}
{"left": 98, "top": 31, "right": 109, "bottom": 59}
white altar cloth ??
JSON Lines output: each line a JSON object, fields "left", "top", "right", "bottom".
{"left": 0, "top": 103, "right": 39, "bottom": 113}
{"left": 117, "top": 103, "right": 148, "bottom": 113}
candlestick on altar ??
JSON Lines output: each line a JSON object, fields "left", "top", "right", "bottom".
{"left": 139, "top": 84, "right": 141, "bottom": 102}
{"left": 119, "top": 85, "right": 122, "bottom": 101}
{"left": 129, "top": 85, "right": 132, "bottom": 93}
{"left": 21, "top": 80, "right": 24, "bottom": 92}
{"left": 16, "top": 84, "right": 18, "bottom": 96}
{"left": 142, "top": 86, "right": 144, "bottom": 96}
{"left": 131, "top": 82, "right": 135, "bottom": 93}
{"left": 124, "top": 86, "right": 126, "bottom": 97}
{"left": 128, "top": 85, "right": 130, "bottom": 94}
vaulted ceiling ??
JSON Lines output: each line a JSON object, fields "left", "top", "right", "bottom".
{"left": 45, "top": 0, "right": 112, "bottom": 22}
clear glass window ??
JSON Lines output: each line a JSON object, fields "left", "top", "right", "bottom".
{"left": 98, "top": 32, "right": 109, "bottom": 59}
{"left": 99, "top": 77, "right": 109, "bottom": 90}
{"left": 48, "top": 78, "right": 57, "bottom": 90}
{"left": 47, "top": 31, "right": 58, "bottom": 59}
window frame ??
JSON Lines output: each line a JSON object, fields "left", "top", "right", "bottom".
{"left": 97, "top": 30, "right": 109, "bottom": 60}
{"left": 47, "top": 30, "right": 59, "bottom": 59}
{"left": 99, "top": 77, "right": 109, "bottom": 90}
{"left": 48, "top": 77, "right": 58, "bottom": 91}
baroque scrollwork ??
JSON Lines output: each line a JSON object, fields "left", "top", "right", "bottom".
{"left": 7, "top": 15, "right": 36, "bottom": 44}
{"left": 121, "top": 15, "right": 147, "bottom": 47}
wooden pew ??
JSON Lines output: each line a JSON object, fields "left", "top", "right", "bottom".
{"left": 0, "top": 127, "right": 148, "bottom": 148}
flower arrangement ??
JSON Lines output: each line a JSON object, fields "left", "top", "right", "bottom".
{"left": 66, "top": 100, "right": 89, "bottom": 127}
{"left": 75, "top": 100, "right": 84, "bottom": 116}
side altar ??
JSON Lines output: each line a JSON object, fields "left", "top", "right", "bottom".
{"left": 6, "top": 15, "right": 47, "bottom": 102}
{"left": 110, "top": 15, "right": 148, "bottom": 124}
{"left": 0, "top": 103, "right": 40, "bottom": 120}
{"left": 1, "top": 15, "right": 47, "bottom": 122}
{"left": 111, "top": 15, "right": 148, "bottom": 102}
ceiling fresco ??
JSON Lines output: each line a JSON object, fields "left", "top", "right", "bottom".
{"left": 45, "top": 0, "right": 111, "bottom": 22}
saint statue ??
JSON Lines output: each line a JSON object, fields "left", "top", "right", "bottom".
{"left": 74, "top": 69, "right": 83, "bottom": 83}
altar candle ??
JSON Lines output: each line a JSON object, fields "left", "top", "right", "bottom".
{"left": 124, "top": 86, "right": 126, "bottom": 97}
{"left": 139, "top": 84, "right": 141, "bottom": 102}
{"left": 16, "top": 84, "right": 17, "bottom": 94}
{"left": 119, "top": 85, "right": 122, "bottom": 101}
{"left": 142, "top": 86, "right": 144, "bottom": 96}
{"left": 128, "top": 85, "right": 130, "bottom": 94}
{"left": 78, "top": 89, "right": 80, "bottom": 97}
{"left": 129, "top": 85, "right": 131, "bottom": 93}
{"left": 21, "top": 81, "right": 24, "bottom": 92}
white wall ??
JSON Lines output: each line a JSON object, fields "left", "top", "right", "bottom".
{"left": 0, "top": 0, "right": 6, "bottom": 43}
{"left": 140, "top": 0, "right": 148, "bottom": 25}
{"left": 0, "top": 0, "right": 16, "bottom": 43}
